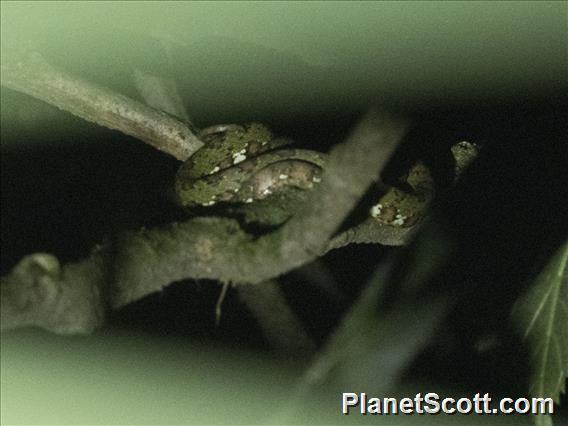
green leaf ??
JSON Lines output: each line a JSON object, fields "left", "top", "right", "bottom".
{"left": 512, "top": 241, "right": 568, "bottom": 404}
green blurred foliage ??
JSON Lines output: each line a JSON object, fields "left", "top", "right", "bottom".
{"left": 2, "top": 1, "right": 567, "bottom": 146}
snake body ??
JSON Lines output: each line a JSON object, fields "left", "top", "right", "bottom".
{"left": 175, "top": 123, "right": 477, "bottom": 228}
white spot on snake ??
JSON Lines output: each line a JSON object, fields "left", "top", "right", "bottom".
{"left": 210, "top": 166, "right": 220, "bottom": 174}
{"left": 245, "top": 198, "right": 253, "bottom": 203}
{"left": 201, "top": 200, "right": 216, "bottom": 206}
{"left": 312, "top": 176, "right": 321, "bottom": 183}
{"left": 370, "top": 204, "right": 382, "bottom": 218}
{"left": 233, "top": 153, "right": 246, "bottom": 164}
{"left": 392, "top": 215, "right": 407, "bottom": 226}
{"left": 279, "top": 174, "right": 288, "bottom": 180}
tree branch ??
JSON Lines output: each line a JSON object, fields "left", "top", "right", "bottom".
{"left": 1, "top": 253, "right": 108, "bottom": 334}
{"left": 111, "top": 110, "right": 407, "bottom": 306}
{"left": 327, "top": 218, "right": 417, "bottom": 250}
{"left": 1, "top": 110, "right": 410, "bottom": 333}
{"left": 1, "top": 50, "right": 202, "bottom": 160}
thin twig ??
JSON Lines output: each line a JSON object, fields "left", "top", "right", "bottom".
{"left": 215, "top": 281, "right": 230, "bottom": 327}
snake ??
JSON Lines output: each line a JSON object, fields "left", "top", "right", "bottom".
{"left": 175, "top": 123, "right": 477, "bottom": 227}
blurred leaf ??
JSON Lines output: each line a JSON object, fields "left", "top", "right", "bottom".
{"left": 301, "top": 221, "right": 453, "bottom": 395}
{"left": 2, "top": 1, "right": 566, "bottom": 134}
{"left": 512, "top": 241, "right": 568, "bottom": 403}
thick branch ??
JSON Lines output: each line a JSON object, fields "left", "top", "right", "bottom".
{"left": 1, "top": 51, "right": 202, "bottom": 160}
{"left": 1, "top": 110, "right": 409, "bottom": 333}
{"left": 0, "top": 219, "right": 414, "bottom": 335}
